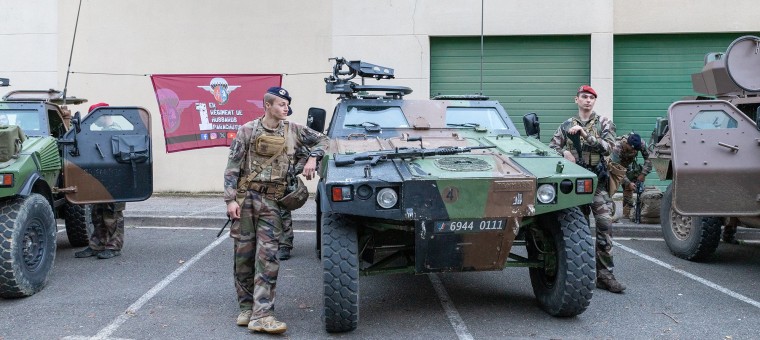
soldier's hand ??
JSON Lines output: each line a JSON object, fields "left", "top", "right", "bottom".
{"left": 227, "top": 201, "right": 240, "bottom": 220}
{"left": 628, "top": 182, "right": 636, "bottom": 191}
{"left": 303, "top": 157, "right": 318, "bottom": 180}
{"left": 637, "top": 174, "right": 645, "bottom": 183}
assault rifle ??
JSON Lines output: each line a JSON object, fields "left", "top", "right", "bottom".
{"left": 333, "top": 145, "right": 496, "bottom": 167}
{"left": 633, "top": 180, "right": 644, "bottom": 224}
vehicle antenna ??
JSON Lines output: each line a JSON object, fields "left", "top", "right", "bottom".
{"left": 479, "top": 0, "right": 484, "bottom": 95}
{"left": 62, "top": 0, "right": 83, "bottom": 106}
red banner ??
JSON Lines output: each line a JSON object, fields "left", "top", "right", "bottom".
{"left": 150, "top": 74, "right": 281, "bottom": 153}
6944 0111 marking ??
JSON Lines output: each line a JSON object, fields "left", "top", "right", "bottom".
{"left": 434, "top": 219, "right": 504, "bottom": 233}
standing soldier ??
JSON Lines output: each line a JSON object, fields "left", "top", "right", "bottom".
{"left": 549, "top": 85, "right": 625, "bottom": 293}
{"left": 608, "top": 132, "right": 652, "bottom": 219}
{"left": 224, "top": 87, "right": 328, "bottom": 334}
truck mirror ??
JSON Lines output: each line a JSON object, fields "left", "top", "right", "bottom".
{"left": 307, "top": 107, "right": 326, "bottom": 132}
{"left": 652, "top": 117, "right": 669, "bottom": 144}
{"left": 71, "top": 111, "right": 82, "bottom": 133}
{"left": 522, "top": 112, "right": 540, "bottom": 140}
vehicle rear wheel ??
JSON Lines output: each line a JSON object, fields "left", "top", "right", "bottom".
{"left": 63, "top": 203, "right": 93, "bottom": 247}
{"left": 322, "top": 211, "right": 359, "bottom": 332}
{"left": 527, "top": 207, "right": 595, "bottom": 317}
{"left": 661, "top": 184, "right": 722, "bottom": 261}
{"left": 0, "top": 194, "right": 57, "bottom": 298}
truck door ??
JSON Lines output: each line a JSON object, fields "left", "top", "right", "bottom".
{"left": 669, "top": 100, "right": 760, "bottom": 216}
{"left": 62, "top": 107, "right": 153, "bottom": 204}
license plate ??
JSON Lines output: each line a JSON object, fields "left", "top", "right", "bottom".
{"left": 433, "top": 219, "right": 505, "bottom": 233}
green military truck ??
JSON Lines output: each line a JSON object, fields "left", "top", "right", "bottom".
{"left": 650, "top": 35, "right": 760, "bottom": 261}
{"left": 307, "top": 58, "right": 599, "bottom": 332}
{"left": 0, "top": 88, "right": 153, "bottom": 297}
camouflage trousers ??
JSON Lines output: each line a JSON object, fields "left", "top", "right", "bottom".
{"left": 231, "top": 190, "right": 284, "bottom": 319}
{"left": 622, "top": 184, "right": 634, "bottom": 213}
{"left": 586, "top": 186, "right": 616, "bottom": 273}
{"left": 88, "top": 203, "right": 126, "bottom": 251}
{"left": 279, "top": 209, "right": 294, "bottom": 250}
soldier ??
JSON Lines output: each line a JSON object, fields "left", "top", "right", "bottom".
{"left": 549, "top": 85, "right": 626, "bottom": 293}
{"left": 609, "top": 132, "right": 652, "bottom": 219}
{"left": 224, "top": 87, "right": 328, "bottom": 334}
{"left": 74, "top": 102, "right": 126, "bottom": 260}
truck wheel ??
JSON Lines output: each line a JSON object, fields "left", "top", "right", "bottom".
{"left": 527, "top": 207, "right": 595, "bottom": 317}
{"left": 0, "top": 194, "right": 57, "bottom": 298}
{"left": 315, "top": 193, "right": 322, "bottom": 259}
{"left": 661, "top": 184, "right": 722, "bottom": 261}
{"left": 322, "top": 212, "right": 359, "bottom": 332}
{"left": 63, "top": 203, "right": 93, "bottom": 247}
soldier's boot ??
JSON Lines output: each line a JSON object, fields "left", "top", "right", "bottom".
{"left": 236, "top": 310, "right": 252, "bottom": 326}
{"left": 74, "top": 247, "right": 101, "bottom": 258}
{"left": 248, "top": 316, "right": 287, "bottom": 334}
{"left": 597, "top": 271, "right": 626, "bottom": 293}
{"left": 622, "top": 206, "right": 631, "bottom": 220}
{"left": 97, "top": 249, "right": 121, "bottom": 259}
{"left": 277, "top": 247, "right": 291, "bottom": 261}
{"left": 722, "top": 225, "right": 739, "bottom": 244}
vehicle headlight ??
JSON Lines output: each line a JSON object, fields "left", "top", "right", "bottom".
{"left": 376, "top": 188, "right": 398, "bottom": 209}
{"left": 536, "top": 184, "right": 556, "bottom": 204}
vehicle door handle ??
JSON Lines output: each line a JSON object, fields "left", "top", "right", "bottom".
{"left": 95, "top": 143, "right": 105, "bottom": 158}
{"left": 717, "top": 142, "right": 739, "bottom": 153}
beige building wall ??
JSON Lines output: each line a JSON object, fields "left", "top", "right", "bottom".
{"left": 2, "top": 0, "right": 757, "bottom": 192}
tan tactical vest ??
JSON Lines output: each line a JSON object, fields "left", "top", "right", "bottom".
{"left": 565, "top": 115, "right": 602, "bottom": 166}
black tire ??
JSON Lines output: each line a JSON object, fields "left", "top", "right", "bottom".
{"left": 0, "top": 194, "right": 57, "bottom": 298}
{"left": 322, "top": 212, "right": 359, "bottom": 332}
{"left": 315, "top": 192, "right": 322, "bottom": 259}
{"left": 527, "top": 207, "right": 595, "bottom": 317}
{"left": 660, "top": 184, "right": 722, "bottom": 261}
{"left": 63, "top": 203, "right": 93, "bottom": 247}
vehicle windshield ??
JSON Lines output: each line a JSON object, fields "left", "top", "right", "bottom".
{"left": 344, "top": 106, "right": 409, "bottom": 128}
{"left": 446, "top": 107, "right": 507, "bottom": 130}
{"left": 0, "top": 109, "right": 44, "bottom": 135}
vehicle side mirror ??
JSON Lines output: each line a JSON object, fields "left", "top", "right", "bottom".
{"left": 652, "top": 117, "right": 669, "bottom": 144}
{"left": 307, "top": 107, "right": 326, "bottom": 132}
{"left": 522, "top": 112, "right": 540, "bottom": 140}
{"left": 71, "top": 111, "right": 82, "bottom": 133}
{"left": 756, "top": 106, "right": 760, "bottom": 131}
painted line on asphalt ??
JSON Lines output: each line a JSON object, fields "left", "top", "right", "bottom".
{"left": 130, "top": 226, "right": 317, "bottom": 233}
{"left": 428, "top": 273, "right": 474, "bottom": 340}
{"left": 89, "top": 231, "right": 230, "bottom": 339}
{"left": 615, "top": 242, "right": 760, "bottom": 309}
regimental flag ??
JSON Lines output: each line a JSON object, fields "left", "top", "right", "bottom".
{"left": 150, "top": 74, "right": 281, "bottom": 153}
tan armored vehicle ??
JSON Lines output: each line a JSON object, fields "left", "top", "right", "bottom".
{"left": 650, "top": 35, "right": 760, "bottom": 260}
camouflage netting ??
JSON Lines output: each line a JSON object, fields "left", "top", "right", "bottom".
{"left": 629, "top": 186, "right": 662, "bottom": 224}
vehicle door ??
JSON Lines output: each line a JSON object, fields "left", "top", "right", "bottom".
{"left": 62, "top": 106, "right": 153, "bottom": 204}
{"left": 669, "top": 100, "right": 760, "bottom": 216}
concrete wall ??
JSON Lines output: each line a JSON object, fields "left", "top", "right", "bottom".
{"left": 2, "top": 0, "right": 757, "bottom": 192}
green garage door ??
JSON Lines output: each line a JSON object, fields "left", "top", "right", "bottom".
{"left": 431, "top": 36, "right": 590, "bottom": 137}
{"left": 614, "top": 33, "right": 756, "bottom": 189}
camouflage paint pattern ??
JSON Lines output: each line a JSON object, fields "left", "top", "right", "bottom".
{"left": 322, "top": 97, "right": 597, "bottom": 273}
{"left": 88, "top": 203, "right": 126, "bottom": 251}
{"left": 233, "top": 190, "right": 283, "bottom": 317}
{"left": 279, "top": 209, "right": 293, "bottom": 250}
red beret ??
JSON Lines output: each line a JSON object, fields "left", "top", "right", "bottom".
{"left": 88, "top": 102, "right": 110, "bottom": 113}
{"left": 577, "top": 85, "right": 597, "bottom": 98}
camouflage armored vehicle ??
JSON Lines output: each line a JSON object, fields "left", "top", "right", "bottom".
{"left": 0, "top": 89, "right": 153, "bottom": 297}
{"left": 307, "top": 58, "right": 599, "bottom": 332}
{"left": 650, "top": 35, "right": 760, "bottom": 261}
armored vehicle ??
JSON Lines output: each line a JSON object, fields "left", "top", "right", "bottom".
{"left": 307, "top": 58, "right": 599, "bottom": 332}
{"left": 650, "top": 35, "right": 760, "bottom": 261}
{"left": 0, "top": 89, "right": 153, "bottom": 297}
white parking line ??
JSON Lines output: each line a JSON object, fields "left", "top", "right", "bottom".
{"left": 428, "top": 273, "right": 474, "bottom": 340}
{"left": 87, "top": 231, "right": 230, "bottom": 339}
{"left": 615, "top": 242, "right": 760, "bottom": 309}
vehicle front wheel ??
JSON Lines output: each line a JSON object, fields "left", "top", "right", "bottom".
{"left": 321, "top": 211, "right": 359, "bottom": 332}
{"left": 0, "top": 194, "right": 57, "bottom": 298}
{"left": 527, "top": 207, "right": 595, "bottom": 317}
{"left": 661, "top": 184, "right": 722, "bottom": 261}
{"left": 63, "top": 203, "right": 93, "bottom": 247}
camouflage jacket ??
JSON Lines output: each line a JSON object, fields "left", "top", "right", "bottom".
{"left": 610, "top": 132, "right": 652, "bottom": 186}
{"left": 223, "top": 119, "right": 329, "bottom": 203}
{"left": 548, "top": 111, "right": 616, "bottom": 167}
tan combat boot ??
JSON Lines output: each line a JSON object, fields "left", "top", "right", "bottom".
{"left": 248, "top": 315, "right": 287, "bottom": 334}
{"left": 597, "top": 271, "right": 626, "bottom": 293}
{"left": 236, "top": 310, "right": 252, "bottom": 326}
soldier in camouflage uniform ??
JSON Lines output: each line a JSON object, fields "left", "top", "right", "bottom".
{"left": 609, "top": 133, "right": 652, "bottom": 219}
{"left": 549, "top": 85, "right": 626, "bottom": 293}
{"left": 277, "top": 146, "right": 309, "bottom": 261}
{"left": 224, "top": 87, "right": 328, "bottom": 334}
{"left": 75, "top": 102, "right": 127, "bottom": 260}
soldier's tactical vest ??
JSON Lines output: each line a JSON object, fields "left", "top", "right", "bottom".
{"left": 563, "top": 115, "right": 603, "bottom": 167}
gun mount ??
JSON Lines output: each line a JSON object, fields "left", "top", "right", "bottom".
{"left": 0, "top": 78, "right": 9, "bottom": 87}
{"left": 691, "top": 35, "right": 760, "bottom": 97}
{"left": 324, "top": 57, "right": 412, "bottom": 99}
